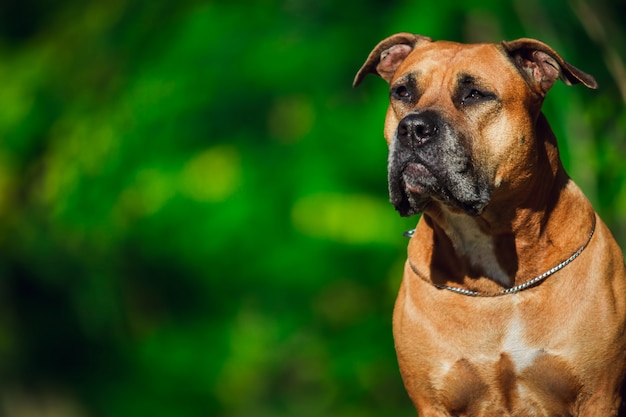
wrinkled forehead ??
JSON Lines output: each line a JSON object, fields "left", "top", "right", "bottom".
{"left": 392, "top": 41, "right": 520, "bottom": 91}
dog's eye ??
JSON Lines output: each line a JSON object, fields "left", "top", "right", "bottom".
{"left": 466, "top": 89, "right": 484, "bottom": 101}
{"left": 393, "top": 85, "right": 411, "bottom": 100}
{"left": 460, "top": 88, "right": 492, "bottom": 106}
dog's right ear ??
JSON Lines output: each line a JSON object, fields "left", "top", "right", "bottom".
{"left": 501, "top": 38, "right": 598, "bottom": 95}
{"left": 353, "top": 33, "right": 432, "bottom": 87}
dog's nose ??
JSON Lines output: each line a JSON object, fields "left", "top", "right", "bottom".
{"left": 397, "top": 112, "right": 439, "bottom": 147}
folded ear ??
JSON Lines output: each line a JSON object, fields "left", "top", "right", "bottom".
{"left": 353, "top": 33, "right": 432, "bottom": 87}
{"left": 501, "top": 38, "right": 598, "bottom": 95}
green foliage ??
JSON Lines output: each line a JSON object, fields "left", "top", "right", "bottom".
{"left": 0, "top": 1, "right": 625, "bottom": 416}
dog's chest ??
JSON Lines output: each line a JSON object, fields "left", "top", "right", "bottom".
{"left": 499, "top": 314, "right": 542, "bottom": 372}
{"left": 430, "top": 348, "right": 580, "bottom": 416}
{"left": 395, "top": 290, "right": 581, "bottom": 415}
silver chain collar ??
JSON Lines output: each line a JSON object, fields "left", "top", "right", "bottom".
{"left": 405, "top": 214, "right": 597, "bottom": 297}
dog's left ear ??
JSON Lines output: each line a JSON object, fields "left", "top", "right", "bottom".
{"left": 353, "top": 33, "right": 432, "bottom": 87}
{"left": 501, "top": 38, "right": 598, "bottom": 95}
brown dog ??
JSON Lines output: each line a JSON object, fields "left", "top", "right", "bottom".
{"left": 354, "top": 33, "right": 626, "bottom": 416}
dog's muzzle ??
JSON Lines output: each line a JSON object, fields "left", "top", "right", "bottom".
{"left": 388, "top": 111, "right": 491, "bottom": 217}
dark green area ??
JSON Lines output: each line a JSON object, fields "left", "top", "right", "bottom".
{"left": 0, "top": 1, "right": 625, "bottom": 416}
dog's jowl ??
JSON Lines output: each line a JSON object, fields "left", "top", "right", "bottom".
{"left": 355, "top": 33, "right": 626, "bottom": 416}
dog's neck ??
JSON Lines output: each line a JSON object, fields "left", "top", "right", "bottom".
{"left": 437, "top": 209, "right": 515, "bottom": 287}
{"left": 411, "top": 115, "right": 596, "bottom": 292}
{"left": 415, "top": 185, "right": 594, "bottom": 292}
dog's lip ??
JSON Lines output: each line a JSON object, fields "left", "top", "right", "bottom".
{"left": 402, "top": 162, "right": 431, "bottom": 193}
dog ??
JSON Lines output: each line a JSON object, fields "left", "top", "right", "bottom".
{"left": 354, "top": 33, "right": 626, "bottom": 416}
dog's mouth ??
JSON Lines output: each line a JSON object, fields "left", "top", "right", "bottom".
{"left": 387, "top": 111, "right": 493, "bottom": 217}
{"left": 389, "top": 162, "right": 437, "bottom": 217}
{"left": 402, "top": 162, "right": 432, "bottom": 194}
{"left": 390, "top": 161, "right": 490, "bottom": 217}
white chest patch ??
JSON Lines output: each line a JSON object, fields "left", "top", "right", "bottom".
{"left": 502, "top": 314, "right": 541, "bottom": 372}
{"left": 443, "top": 211, "right": 512, "bottom": 286}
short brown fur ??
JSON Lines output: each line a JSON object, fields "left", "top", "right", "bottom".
{"left": 355, "top": 34, "right": 626, "bottom": 416}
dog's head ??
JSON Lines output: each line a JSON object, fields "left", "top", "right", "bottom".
{"left": 354, "top": 34, "right": 597, "bottom": 217}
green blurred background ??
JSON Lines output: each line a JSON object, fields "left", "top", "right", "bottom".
{"left": 0, "top": 0, "right": 625, "bottom": 416}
